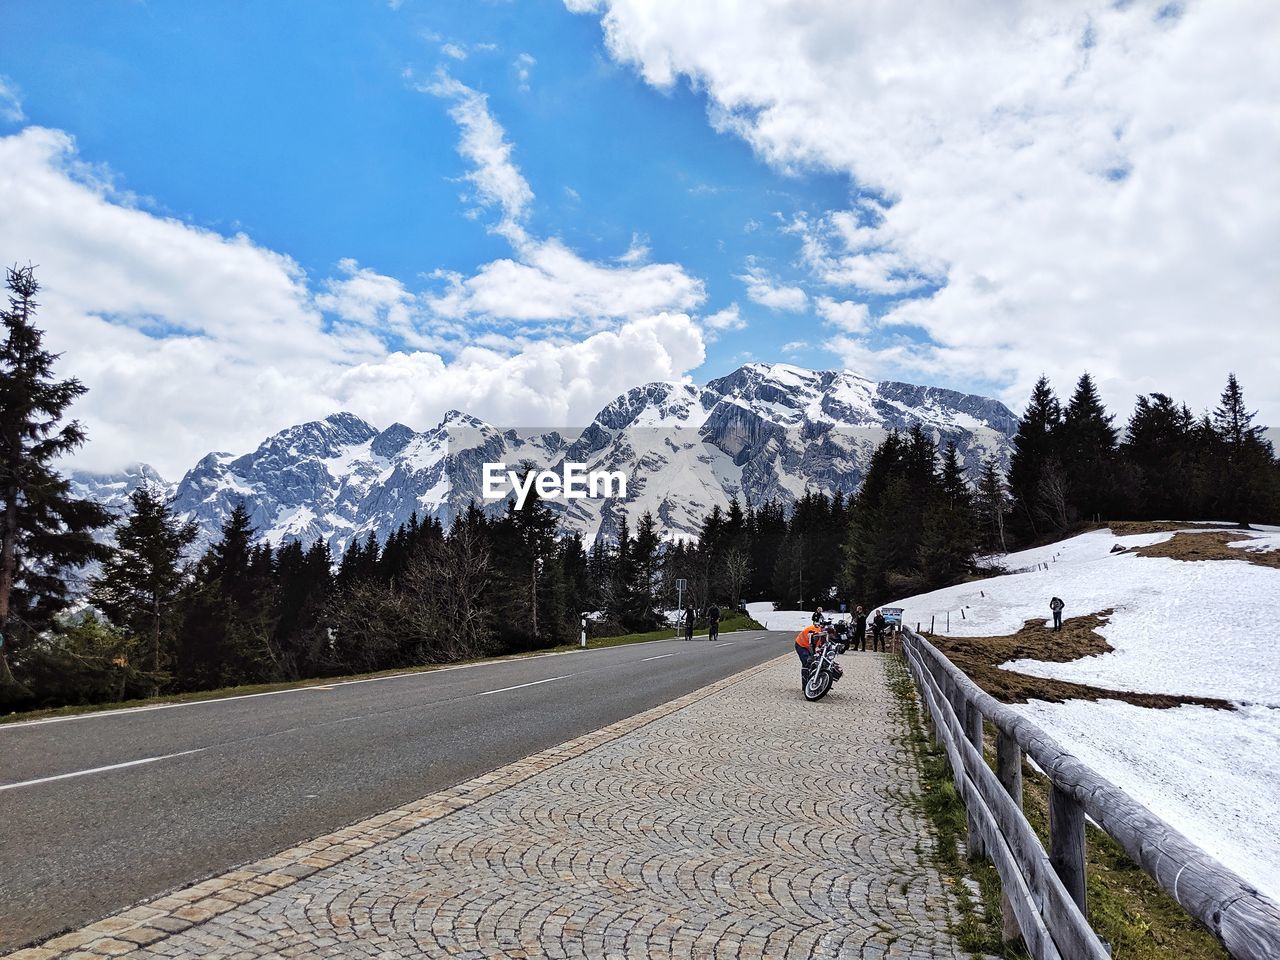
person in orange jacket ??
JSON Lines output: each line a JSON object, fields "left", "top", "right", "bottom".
{"left": 795, "top": 623, "right": 825, "bottom": 685}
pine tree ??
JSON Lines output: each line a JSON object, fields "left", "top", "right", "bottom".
{"left": 1059, "top": 372, "right": 1119, "bottom": 522}
{"left": 1210, "top": 374, "right": 1275, "bottom": 525}
{"left": 974, "top": 455, "right": 1010, "bottom": 553}
{"left": 91, "top": 485, "right": 198, "bottom": 694}
{"left": 1008, "top": 376, "right": 1063, "bottom": 537}
{"left": 0, "top": 266, "right": 111, "bottom": 699}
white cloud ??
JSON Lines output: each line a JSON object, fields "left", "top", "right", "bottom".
{"left": 570, "top": 0, "right": 1280, "bottom": 423}
{"left": 617, "top": 232, "right": 650, "bottom": 264}
{"left": 514, "top": 52, "right": 537, "bottom": 91}
{"left": 701, "top": 302, "right": 746, "bottom": 342}
{"left": 814, "top": 296, "right": 869, "bottom": 333}
{"left": 418, "top": 71, "right": 705, "bottom": 328}
{"left": 0, "top": 76, "right": 24, "bottom": 124}
{"left": 736, "top": 263, "right": 807, "bottom": 312}
{"left": 0, "top": 125, "right": 708, "bottom": 476}
{"left": 440, "top": 42, "right": 468, "bottom": 61}
{"left": 420, "top": 70, "right": 534, "bottom": 244}
{"left": 781, "top": 340, "right": 808, "bottom": 355}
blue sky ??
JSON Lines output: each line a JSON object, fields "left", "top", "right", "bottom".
{"left": 1, "top": 0, "right": 1275, "bottom": 475}
{"left": 1, "top": 0, "right": 868, "bottom": 372}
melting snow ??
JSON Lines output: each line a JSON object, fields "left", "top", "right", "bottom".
{"left": 893, "top": 526, "right": 1280, "bottom": 899}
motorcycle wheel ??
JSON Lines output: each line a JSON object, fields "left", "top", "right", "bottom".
{"left": 804, "top": 670, "right": 833, "bottom": 701}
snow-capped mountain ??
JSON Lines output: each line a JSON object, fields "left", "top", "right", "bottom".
{"left": 144, "top": 363, "right": 1017, "bottom": 552}
{"left": 69, "top": 463, "right": 175, "bottom": 517}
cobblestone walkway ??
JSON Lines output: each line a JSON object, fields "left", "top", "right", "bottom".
{"left": 13, "top": 653, "right": 966, "bottom": 960}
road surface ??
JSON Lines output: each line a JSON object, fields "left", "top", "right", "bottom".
{"left": 0, "top": 630, "right": 788, "bottom": 951}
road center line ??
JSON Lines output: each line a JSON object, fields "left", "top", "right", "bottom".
{"left": 476, "top": 674, "right": 574, "bottom": 697}
{"left": 640, "top": 654, "right": 675, "bottom": 662}
{"left": 0, "top": 748, "right": 207, "bottom": 793}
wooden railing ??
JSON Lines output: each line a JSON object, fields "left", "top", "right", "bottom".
{"left": 900, "top": 626, "right": 1280, "bottom": 959}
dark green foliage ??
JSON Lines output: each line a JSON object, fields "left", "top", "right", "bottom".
{"left": 842, "top": 429, "right": 979, "bottom": 605}
{"left": 91, "top": 485, "right": 198, "bottom": 693}
{"left": 1006, "top": 371, "right": 1279, "bottom": 535}
{"left": 0, "top": 266, "right": 111, "bottom": 705}
{"left": 1008, "top": 375, "right": 1064, "bottom": 538}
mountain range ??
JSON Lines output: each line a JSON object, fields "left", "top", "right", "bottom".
{"left": 70, "top": 363, "right": 1018, "bottom": 553}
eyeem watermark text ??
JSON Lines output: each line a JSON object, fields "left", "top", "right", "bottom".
{"left": 483, "top": 463, "right": 627, "bottom": 510}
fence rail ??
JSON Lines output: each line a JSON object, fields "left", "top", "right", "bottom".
{"left": 900, "top": 625, "right": 1280, "bottom": 959}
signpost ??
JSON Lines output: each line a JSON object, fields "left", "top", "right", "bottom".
{"left": 676, "top": 578, "right": 688, "bottom": 639}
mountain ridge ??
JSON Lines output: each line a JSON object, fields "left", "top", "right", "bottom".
{"left": 75, "top": 363, "right": 1018, "bottom": 552}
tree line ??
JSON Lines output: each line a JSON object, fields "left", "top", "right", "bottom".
{"left": 3, "top": 264, "right": 1277, "bottom": 711}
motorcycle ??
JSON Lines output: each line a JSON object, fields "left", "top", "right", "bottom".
{"left": 801, "top": 620, "right": 847, "bottom": 702}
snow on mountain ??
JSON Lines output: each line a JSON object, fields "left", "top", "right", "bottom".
{"left": 156, "top": 362, "right": 1017, "bottom": 551}
{"left": 69, "top": 463, "right": 175, "bottom": 517}
{"left": 889, "top": 526, "right": 1280, "bottom": 901}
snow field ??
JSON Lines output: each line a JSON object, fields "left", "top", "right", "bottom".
{"left": 892, "top": 526, "right": 1280, "bottom": 900}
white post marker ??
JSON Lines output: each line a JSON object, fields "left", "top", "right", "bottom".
{"left": 580, "top": 612, "right": 587, "bottom": 648}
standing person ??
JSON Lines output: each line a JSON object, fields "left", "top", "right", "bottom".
{"left": 812, "top": 606, "right": 826, "bottom": 625}
{"left": 684, "top": 604, "right": 696, "bottom": 641}
{"left": 871, "top": 609, "right": 887, "bottom": 652}
{"left": 1050, "top": 597, "right": 1065, "bottom": 632}
{"left": 706, "top": 602, "right": 721, "bottom": 641}
{"left": 852, "top": 605, "right": 867, "bottom": 652}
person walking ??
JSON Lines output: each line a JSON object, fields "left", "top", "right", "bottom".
{"left": 852, "top": 605, "right": 867, "bottom": 652}
{"left": 706, "top": 602, "right": 721, "bottom": 641}
{"left": 871, "top": 609, "right": 887, "bottom": 652}
{"left": 684, "top": 604, "right": 695, "bottom": 641}
{"left": 1050, "top": 596, "right": 1065, "bottom": 632}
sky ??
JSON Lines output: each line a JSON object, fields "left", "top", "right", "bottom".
{"left": 0, "top": 0, "right": 1277, "bottom": 477}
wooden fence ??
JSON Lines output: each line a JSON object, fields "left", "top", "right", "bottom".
{"left": 900, "top": 625, "right": 1280, "bottom": 959}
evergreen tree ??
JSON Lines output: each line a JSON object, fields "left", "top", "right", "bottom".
{"left": 1059, "top": 372, "right": 1119, "bottom": 522}
{"left": 91, "top": 485, "right": 198, "bottom": 694}
{"left": 0, "top": 266, "right": 111, "bottom": 700}
{"left": 974, "top": 455, "right": 1010, "bottom": 553}
{"left": 1210, "top": 374, "right": 1276, "bottom": 525}
{"left": 1008, "top": 376, "right": 1064, "bottom": 537}
{"left": 1121, "top": 393, "right": 1198, "bottom": 519}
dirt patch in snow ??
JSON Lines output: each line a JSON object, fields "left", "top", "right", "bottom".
{"left": 929, "top": 610, "right": 1232, "bottom": 709}
{"left": 1133, "top": 530, "right": 1280, "bottom": 569}
{"left": 1108, "top": 520, "right": 1209, "bottom": 536}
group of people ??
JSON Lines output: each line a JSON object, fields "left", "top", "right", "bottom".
{"left": 793, "top": 604, "right": 891, "bottom": 681}
{"left": 683, "top": 603, "right": 721, "bottom": 641}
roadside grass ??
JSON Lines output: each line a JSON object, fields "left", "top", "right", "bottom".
{"left": 887, "top": 655, "right": 1011, "bottom": 957}
{"left": 0, "top": 613, "right": 766, "bottom": 725}
{"left": 1018, "top": 763, "right": 1228, "bottom": 960}
{"left": 893, "top": 650, "right": 1230, "bottom": 959}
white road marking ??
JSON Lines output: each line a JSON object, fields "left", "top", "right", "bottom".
{"left": 0, "top": 631, "right": 763, "bottom": 730}
{"left": 640, "top": 654, "right": 675, "bottom": 662}
{"left": 0, "top": 749, "right": 206, "bottom": 793}
{"left": 476, "top": 674, "right": 574, "bottom": 697}
{"left": 714, "top": 642, "right": 736, "bottom": 647}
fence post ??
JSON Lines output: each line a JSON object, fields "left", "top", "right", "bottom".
{"left": 1050, "top": 785, "right": 1088, "bottom": 916}
{"left": 964, "top": 701, "right": 987, "bottom": 859}
{"left": 996, "top": 731, "right": 1024, "bottom": 943}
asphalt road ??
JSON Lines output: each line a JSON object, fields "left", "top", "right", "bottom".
{"left": 0, "top": 630, "right": 790, "bottom": 950}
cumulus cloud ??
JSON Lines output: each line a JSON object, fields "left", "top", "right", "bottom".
{"left": 0, "top": 124, "right": 708, "bottom": 476}
{"left": 701, "top": 302, "right": 746, "bottom": 342}
{"left": 570, "top": 0, "right": 1280, "bottom": 422}
{"left": 737, "top": 262, "right": 807, "bottom": 312}
{"left": 814, "top": 296, "right": 869, "bottom": 333}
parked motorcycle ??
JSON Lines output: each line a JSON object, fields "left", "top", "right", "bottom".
{"left": 801, "top": 620, "right": 846, "bottom": 701}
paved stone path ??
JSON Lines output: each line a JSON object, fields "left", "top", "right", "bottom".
{"left": 10, "top": 653, "right": 967, "bottom": 959}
